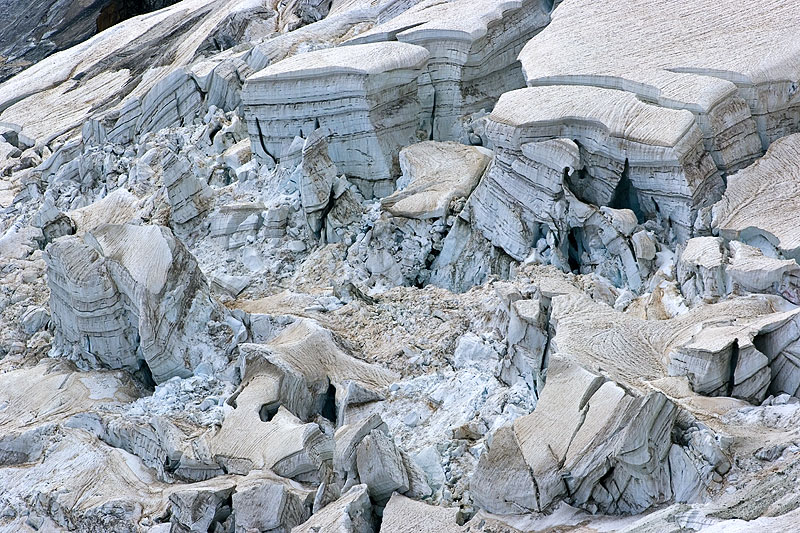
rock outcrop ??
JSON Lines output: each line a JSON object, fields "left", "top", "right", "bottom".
{"left": 0, "top": 0, "right": 276, "bottom": 146}
{"left": 0, "top": 0, "right": 181, "bottom": 83}
{"left": 3, "top": 0, "right": 800, "bottom": 531}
